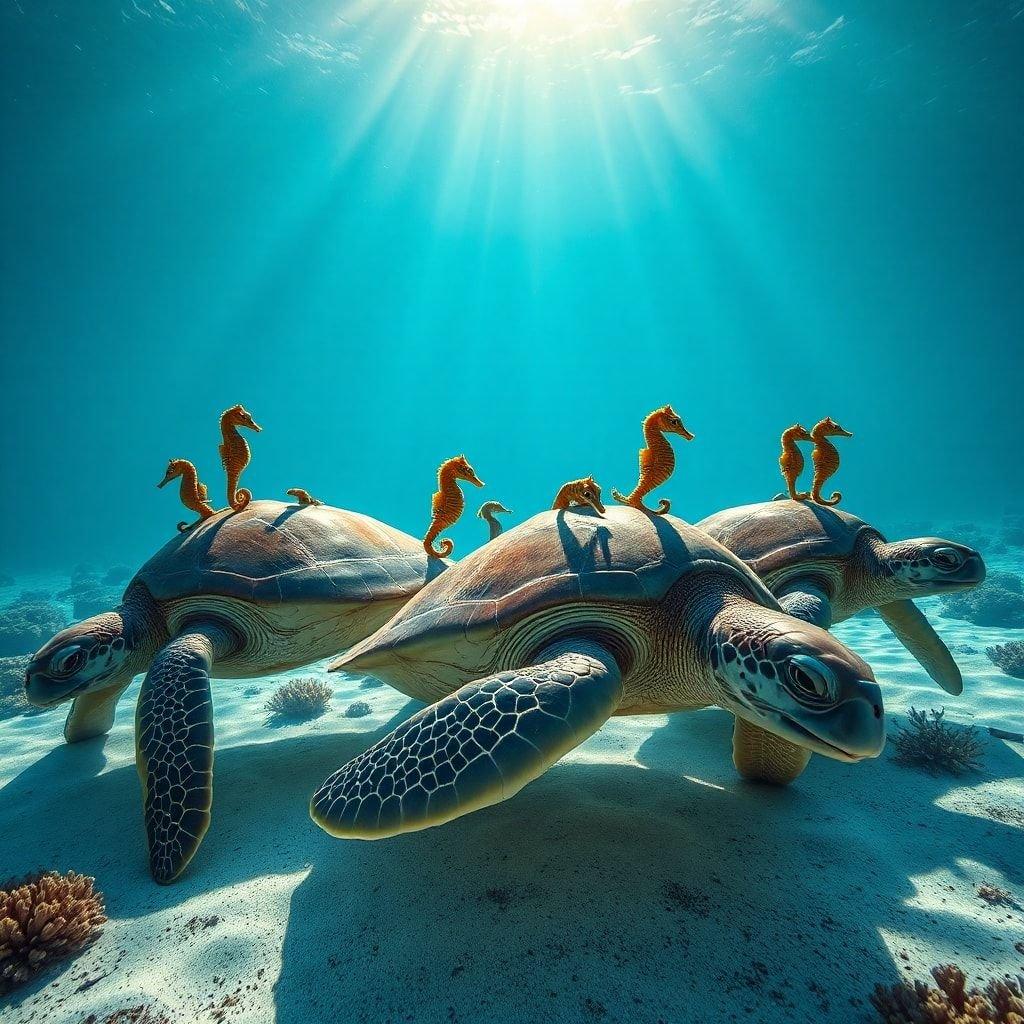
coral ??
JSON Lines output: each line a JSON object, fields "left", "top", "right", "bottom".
{"left": 986, "top": 641, "right": 1024, "bottom": 679}
{"left": 0, "top": 870, "right": 106, "bottom": 994}
{"left": 941, "top": 573, "right": 1024, "bottom": 629}
{"left": 0, "top": 654, "right": 43, "bottom": 720}
{"left": 81, "top": 1008, "right": 172, "bottom": 1024}
{"left": 344, "top": 700, "right": 372, "bottom": 718}
{"left": 102, "top": 565, "right": 132, "bottom": 586}
{"left": 0, "top": 598, "right": 66, "bottom": 657}
{"left": 871, "top": 964, "right": 1024, "bottom": 1023}
{"left": 71, "top": 586, "right": 121, "bottom": 622}
{"left": 264, "top": 677, "right": 332, "bottom": 720}
{"left": 891, "top": 708, "right": 985, "bottom": 776}
{"left": 977, "top": 883, "right": 1018, "bottom": 908}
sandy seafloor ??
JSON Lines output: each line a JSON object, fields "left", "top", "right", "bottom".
{"left": 1, "top": 557, "right": 1021, "bottom": 1024}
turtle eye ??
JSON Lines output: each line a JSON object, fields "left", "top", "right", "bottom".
{"left": 931, "top": 547, "right": 963, "bottom": 571}
{"left": 786, "top": 656, "right": 835, "bottom": 703}
{"left": 51, "top": 646, "right": 86, "bottom": 678}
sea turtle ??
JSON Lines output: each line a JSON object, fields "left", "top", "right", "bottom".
{"left": 24, "top": 500, "right": 447, "bottom": 883}
{"left": 310, "top": 506, "right": 885, "bottom": 840}
{"left": 697, "top": 500, "right": 985, "bottom": 696}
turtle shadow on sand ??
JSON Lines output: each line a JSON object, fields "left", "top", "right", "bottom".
{"left": 2, "top": 702, "right": 1021, "bottom": 1022}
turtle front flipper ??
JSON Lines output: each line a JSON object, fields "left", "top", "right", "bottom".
{"left": 311, "top": 641, "right": 623, "bottom": 840}
{"left": 877, "top": 599, "right": 963, "bottom": 695}
{"left": 64, "top": 680, "right": 133, "bottom": 743}
{"left": 732, "top": 716, "right": 812, "bottom": 784}
{"left": 136, "top": 623, "right": 235, "bottom": 884}
{"left": 776, "top": 581, "right": 833, "bottom": 628}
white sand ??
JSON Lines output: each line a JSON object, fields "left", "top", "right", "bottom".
{"left": 1, "top": 569, "right": 1021, "bottom": 1024}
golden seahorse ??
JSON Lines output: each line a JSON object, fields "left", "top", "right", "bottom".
{"left": 423, "top": 455, "right": 484, "bottom": 558}
{"left": 158, "top": 458, "right": 216, "bottom": 532}
{"left": 612, "top": 404, "right": 694, "bottom": 515}
{"left": 219, "top": 404, "right": 261, "bottom": 511}
{"left": 552, "top": 476, "right": 606, "bottom": 515}
{"left": 810, "top": 416, "right": 853, "bottom": 506}
{"left": 778, "top": 424, "right": 813, "bottom": 501}
{"left": 286, "top": 488, "right": 323, "bottom": 506}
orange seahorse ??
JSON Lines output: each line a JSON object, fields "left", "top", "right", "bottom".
{"left": 552, "top": 476, "right": 606, "bottom": 515}
{"left": 810, "top": 416, "right": 853, "bottom": 506}
{"left": 219, "top": 404, "right": 261, "bottom": 511}
{"left": 778, "top": 424, "right": 813, "bottom": 501}
{"left": 612, "top": 405, "right": 694, "bottom": 515}
{"left": 423, "top": 455, "right": 484, "bottom": 558}
{"left": 287, "top": 488, "right": 323, "bottom": 506}
{"left": 158, "top": 458, "right": 216, "bottom": 532}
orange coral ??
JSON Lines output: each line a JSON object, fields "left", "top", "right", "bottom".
{"left": 0, "top": 870, "right": 106, "bottom": 993}
{"left": 871, "top": 964, "right": 1024, "bottom": 1023}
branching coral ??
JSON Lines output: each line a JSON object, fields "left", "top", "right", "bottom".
{"left": 871, "top": 964, "right": 1024, "bottom": 1023}
{"left": 0, "top": 654, "right": 41, "bottom": 720}
{"left": 986, "top": 641, "right": 1024, "bottom": 680}
{"left": 344, "top": 700, "right": 372, "bottom": 718}
{"left": 264, "top": 677, "right": 333, "bottom": 721}
{"left": 0, "top": 599, "right": 67, "bottom": 657}
{"left": 0, "top": 870, "right": 107, "bottom": 994}
{"left": 891, "top": 708, "right": 985, "bottom": 776}
{"left": 942, "top": 572, "right": 1024, "bottom": 629}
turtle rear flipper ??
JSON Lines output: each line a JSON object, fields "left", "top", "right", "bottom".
{"left": 733, "top": 716, "right": 812, "bottom": 784}
{"left": 877, "top": 599, "right": 963, "bottom": 695}
{"left": 776, "top": 581, "right": 833, "bottom": 628}
{"left": 136, "top": 622, "right": 235, "bottom": 884}
{"left": 311, "top": 642, "right": 623, "bottom": 840}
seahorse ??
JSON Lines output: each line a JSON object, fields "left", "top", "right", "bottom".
{"left": 552, "top": 476, "right": 606, "bottom": 515}
{"left": 612, "top": 404, "right": 694, "bottom": 516}
{"left": 158, "top": 458, "right": 216, "bottom": 532}
{"left": 287, "top": 488, "right": 322, "bottom": 506}
{"left": 423, "top": 455, "right": 484, "bottom": 558}
{"left": 219, "top": 404, "right": 261, "bottom": 511}
{"left": 477, "top": 501, "right": 512, "bottom": 541}
{"left": 778, "top": 424, "right": 813, "bottom": 501}
{"left": 810, "top": 416, "right": 853, "bottom": 506}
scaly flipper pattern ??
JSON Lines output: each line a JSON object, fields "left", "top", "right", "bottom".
{"left": 423, "top": 454, "right": 484, "bottom": 558}
{"left": 732, "top": 716, "right": 812, "bottom": 784}
{"left": 136, "top": 622, "right": 235, "bottom": 883}
{"left": 311, "top": 643, "right": 623, "bottom": 839}
{"left": 612, "top": 404, "right": 693, "bottom": 515}
{"left": 778, "top": 424, "right": 812, "bottom": 501}
{"left": 286, "top": 488, "right": 323, "bottom": 506}
{"left": 552, "top": 476, "right": 606, "bottom": 515}
{"left": 809, "top": 416, "right": 852, "bottom": 507}
{"left": 219, "top": 404, "right": 261, "bottom": 511}
{"left": 157, "top": 458, "right": 216, "bottom": 532}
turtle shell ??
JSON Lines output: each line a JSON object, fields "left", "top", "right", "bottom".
{"left": 696, "top": 500, "right": 881, "bottom": 578}
{"left": 340, "top": 506, "right": 778, "bottom": 667}
{"left": 133, "top": 500, "right": 443, "bottom": 605}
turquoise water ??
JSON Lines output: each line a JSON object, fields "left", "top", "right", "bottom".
{"left": 1, "top": 1, "right": 1022, "bottom": 569}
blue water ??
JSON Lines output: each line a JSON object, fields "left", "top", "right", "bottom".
{"left": 2, "top": 0, "right": 1022, "bottom": 571}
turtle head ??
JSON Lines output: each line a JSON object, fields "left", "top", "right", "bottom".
{"left": 654, "top": 404, "right": 694, "bottom": 441}
{"left": 25, "top": 612, "right": 135, "bottom": 708}
{"left": 223, "top": 404, "right": 261, "bottom": 432}
{"left": 876, "top": 537, "right": 986, "bottom": 596}
{"left": 708, "top": 601, "right": 884, "bottom": 763}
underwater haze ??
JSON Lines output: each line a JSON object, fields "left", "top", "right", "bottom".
{"left": 1, "top": 0, "right": 1022, "bottom": 569}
